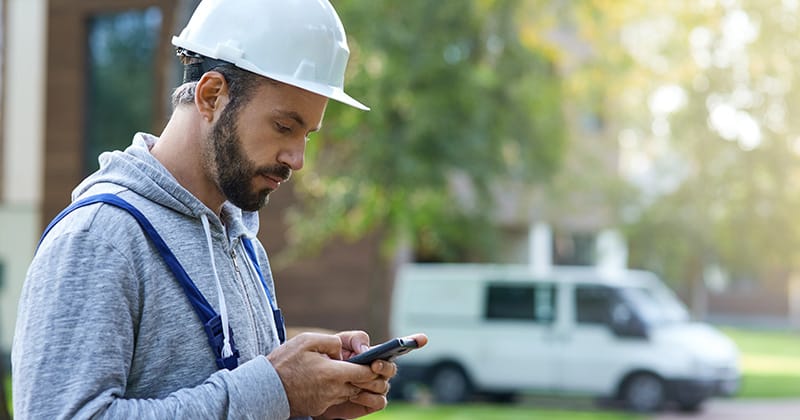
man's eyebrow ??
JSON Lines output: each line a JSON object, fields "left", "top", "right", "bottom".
{"left": 276, "top": 110, "right": 322, "bottom": 132}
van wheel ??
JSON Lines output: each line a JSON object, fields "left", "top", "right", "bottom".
{"left": 430, "top": 365, "right": 471, "bottom": 403}
{"left": 622, "top": 373, "right": 665, "bottom": 412}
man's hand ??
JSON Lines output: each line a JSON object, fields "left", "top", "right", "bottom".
{"left": 317, "top": 333, "right": 429, "bottom": 420}
{"left": 313, "top": 358, "right": 394, "bottom": 420}
{"left": 266, "top": 332, "right": 379, "bottom": 417}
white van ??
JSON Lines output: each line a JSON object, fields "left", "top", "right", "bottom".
{"left": 389, "top": 264, "right": 740, "bottom": 412}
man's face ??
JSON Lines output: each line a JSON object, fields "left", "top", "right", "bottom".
{"left": 206, "top": 80, "right": 328, "bottom": 211}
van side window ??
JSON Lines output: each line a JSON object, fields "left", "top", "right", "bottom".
{"left": 485, "top": 283, "right": 556, "bottom": 323}
{"left": 575, "top": 285, "right": 614, "bottom": 325}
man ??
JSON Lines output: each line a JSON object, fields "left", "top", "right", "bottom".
{"left": 12, "top": 0, "right": 426, "bottom": 418}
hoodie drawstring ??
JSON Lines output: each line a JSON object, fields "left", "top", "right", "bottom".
{"left": 200, "top": 214, "right": 233, "bottom": 359}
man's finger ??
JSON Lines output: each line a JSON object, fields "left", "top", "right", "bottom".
{"left": 369, "top": 359, "right": 397, "bottom": 378}
{"left": 337, "top": 330, "right": 371, "bottom": 353}
{"left": 294, "top": 332, "right": 344, "bottom": 360}
{"left": 352, "top": 378, "right": 390, "bottom": 395}
{"left": 349, "top": 391, "right": 388, "bottom": 411}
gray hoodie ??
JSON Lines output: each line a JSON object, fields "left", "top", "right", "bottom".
{"left": 12, "top": 133, "right": 299, "bottom": 419}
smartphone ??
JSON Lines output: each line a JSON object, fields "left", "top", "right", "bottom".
{"left": 346, "top": 337, "right": 419, "bottom": 365}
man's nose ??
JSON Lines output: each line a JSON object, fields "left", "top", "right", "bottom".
{"left": 277, "top": 141, "right": 305, "bottom": 171}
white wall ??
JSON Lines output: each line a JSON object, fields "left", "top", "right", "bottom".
{"left": 528, "top": 222, "right": 553, "bottom": 275}
{"left": 0, "top": 209, "right": 38, "bottom": 352}
{"left": 1, "top": 0, "right": 48, "bottom": 352}
{"left": 595, "top": 228, "right": 628, "bottom": 275}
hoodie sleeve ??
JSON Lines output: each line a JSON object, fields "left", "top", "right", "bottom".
{"left": 11, "top": 228, "right": 291, "bottom": 420}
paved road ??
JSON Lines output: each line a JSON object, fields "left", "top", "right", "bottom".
{"left": 515, "top": 395, "right": 800, "bottom": 419}
{"left": 652, "top": 399, "right": 800, "bottom": 420}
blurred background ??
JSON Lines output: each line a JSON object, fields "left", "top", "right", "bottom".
{"left": 1, "top": 0, "right": 799, "bottom": 418}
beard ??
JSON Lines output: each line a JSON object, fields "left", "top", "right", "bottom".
{"left": 208, "top": 104, "right": 292, "bottom": 212}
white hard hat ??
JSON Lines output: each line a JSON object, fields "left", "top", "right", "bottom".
{"left": 172, "top": 0, "right": 369, "bottom": 111}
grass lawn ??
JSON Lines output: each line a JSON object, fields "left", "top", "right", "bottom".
{"left": 369, "top": 402, "right": 643, "bottom": 420}
{"left": 721, "top": 327, "right": 800, "bottom": 398}
{"left": 3, "top": 375, "right": 9, "bottom": 416}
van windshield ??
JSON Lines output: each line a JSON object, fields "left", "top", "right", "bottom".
{"left": 618, "top": 284, "right": 689, "bottom": 325}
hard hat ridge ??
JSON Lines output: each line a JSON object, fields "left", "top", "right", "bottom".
{"left": 172, "top": 0, "right": 369, "bottom": 111}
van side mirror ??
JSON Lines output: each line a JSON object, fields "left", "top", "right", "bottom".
{"left": 609, "top": 303, "right": 648, "bottom": 339}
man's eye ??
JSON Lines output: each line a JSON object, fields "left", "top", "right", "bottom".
{"left": 275, "top": 123, "right": 291, "bottom": 133}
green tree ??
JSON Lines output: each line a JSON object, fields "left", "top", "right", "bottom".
{"left": 282, "top": 0, "right": 567, "bottom": 263}
{"left": 562, "top": 0, "right": 800, "bottom": 306}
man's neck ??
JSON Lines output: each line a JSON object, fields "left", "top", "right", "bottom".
{"left": 151, "top": 109, "right": 225, "bottom": 215}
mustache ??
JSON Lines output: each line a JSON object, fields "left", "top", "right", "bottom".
{"left": 257, "top": 164, "right": 292, "bottom": 182}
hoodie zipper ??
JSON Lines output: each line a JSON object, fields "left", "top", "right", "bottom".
{"left": 230, "top": 247, "right": 263, "bottom": 352}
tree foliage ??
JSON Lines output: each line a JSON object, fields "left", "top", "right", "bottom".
{"left": 566, "top": 0, "right": 800, "bottom": 288}
{"left": 282, "top": 0, "right": 567, "bottom": 262}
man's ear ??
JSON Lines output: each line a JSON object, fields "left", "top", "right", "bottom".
{"left": 194, "top": 71, "right": 229, "bottom": 121}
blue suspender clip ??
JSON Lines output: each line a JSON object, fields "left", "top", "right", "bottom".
{"left": 204, "top": 314, "right": 241, "bottom": 370}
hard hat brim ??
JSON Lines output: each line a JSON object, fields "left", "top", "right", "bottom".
{"left": 255, "top": 71, "right": 370, "bottom": 111}
{"left": 290, "top": 80, "right": 370, "bottom": 112}
{"left": 329, "top": 91, "right": 370, "bottom": 111}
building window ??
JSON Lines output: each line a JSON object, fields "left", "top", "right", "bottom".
{"left": 85, "top": 7, "right": 162, "bottom": 174}
{"left": 485, "top": 283, "right": 556, "bottom": 323}
{"left": 553, "top": 231, "right": 596, "bottom": 266}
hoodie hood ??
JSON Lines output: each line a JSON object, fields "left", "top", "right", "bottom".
{"left": 73, "top": 132, "right": 260, "bottom": 239}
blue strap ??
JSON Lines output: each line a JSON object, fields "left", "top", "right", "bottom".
{"left": 242, "top": 238, "right": 286, "bottom": 344}
{"left": 38, "top": 193, "right": 240, "bottom": 370}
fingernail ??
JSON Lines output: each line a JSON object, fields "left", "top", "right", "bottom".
{"left": 376, "top": 361, "right": 384, "bottom": 370}
{"left": 360, "top": 344, "right": 370, "bottom": 353}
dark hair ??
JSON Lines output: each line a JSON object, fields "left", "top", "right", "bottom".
{"left": 170, "top": 53, "right": 263, "bottom": 112}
